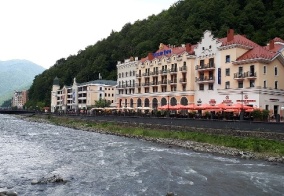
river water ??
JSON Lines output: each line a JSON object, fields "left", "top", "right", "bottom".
{"left": 0, "top": 114, "right": 283, "bottom": 196}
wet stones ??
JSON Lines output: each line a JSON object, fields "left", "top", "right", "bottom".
{"left": 0, "top": 191, "right": 18, "bottom": 196}
{"left": 31, "top": 174, "right": 67, "bottom": 185}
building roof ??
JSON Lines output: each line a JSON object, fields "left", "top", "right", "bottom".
{"left": 80, "top": 79, "right": 117, "bottom": 86}
{"left": 140, "top": 43, "right": 195, "bottom": 63}
{"left": 218, "top": 34, "right": 259, "bottom": 48}
{"left": 53, "top": 76, "right": 60, "bottom": 85}
{"left": 236, "top": 45, "right": 278, "bottom": 62}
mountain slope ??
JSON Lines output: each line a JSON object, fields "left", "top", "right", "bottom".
{"left": 0, "top": 59, "right": 45, "bottom": 105}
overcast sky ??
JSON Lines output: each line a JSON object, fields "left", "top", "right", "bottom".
{"left": 0, "top": 0, "right": 177, "bottom": 69}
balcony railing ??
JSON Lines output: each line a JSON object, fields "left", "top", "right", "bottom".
{"left": 117, "top": 84, "right": 125, "bottom": 89}
{"left": 142, "top": 82, "right": 150, "bottom": 86}
{"left": 158, "top": 80, "right": 168, "bottom": 85}
{"left": 196, "top": 63, "right": 215, "bottom": 71}
{"left": 195, "top": 76, "right": 215, "bottom": 83}
{"left": 159, "top": 69, "right": 168, "bottom": 75}
{"left": 136, "top": 74, "right": 141, "bottom": 78}
{"left": 150, "top": 81, "right": 159, "bottom": 86}
{"left": 168, "top": 79, "right": 177, "bottom": 84}
{"left": 150, "top": 71, "right": 159, "bottom": 76}
{"left": 244, "top": 71, "right": 257, "bottom": 78}
{"left": 179, "top": 66, "right": 187, "bottom": 72}
{"left": 170, "top": 68, "right": 177, "bottom": 74}
{"left": 233, "top": 72, "right": 245, "bottom": 80}
{"left": 142, "top": 72, "right": 150, "bottom": 77}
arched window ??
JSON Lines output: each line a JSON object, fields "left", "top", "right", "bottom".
{"left": 170, "top": 97, "right": 177, "bottom": 106}
{"left": 124, "top": 99, "right": 127, "bottom": 107}
{"left": 161, "top": 98, "right": 167, "bottom": 106}
{"left": 119, "top": 99, "right": 122, "bottom": 107}
{"left": 130, "top": 99, "right": 134, "bottom": 108}
{"left": 152, "top": 98, "right": 158, "bottom": 109}
{"left": 180, "top": 97, "right": 188, "bottom": 105}
{"left": 137, "top": 98, "right": 142, "bottom": 107}
{"left": 144, "top": 98, "right": 150, "bottom": 107}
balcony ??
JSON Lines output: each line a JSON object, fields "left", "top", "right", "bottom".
{"left": 117, "top": 84, "right": 125, "bottom": 89}
{"left": 159, "top": 69, "right": 168, "bottom": 75}
{"left": 179, "top": 78, "right": 187, "bottom": 83}
{"left": 142, "top": 82, "right": 150, "bottom": 86}
{"left": 136, "top": 74, "right": 142, "bottom": 78}
{"left": 244, "top": 71, "right": 257, "bottom": 79}
{"left": 179, "top": 66, "right": 187, "bottom": 72}
{"left": 170, "top": 68, "right": 177, "bottom": 74}
{"left": 150, "top": 71, "right": 159, "bottom": 76}
{"left": 196, "top": 63, "right": 215, "bottom": 71}
{"left": 126, "top": 84, "right": 135, "bottom": 89}
{"left": 158, "top": 80, "right": 168, "bottom": 86}
{"left": 234, "top": 72, "right": 245, "bottom": 80}
{"left": 150, "top": 81, "right": 159, "bottom": 86}
{"left": 195, "top": 76, "right": 215, "bottom": 83}
{"left": 168, "top": 79, "right": 177, "bottom": 85}
{"left": 142, "top": 72, "right": 150, "bottom": 77}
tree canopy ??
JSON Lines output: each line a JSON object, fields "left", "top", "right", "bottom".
{"left": 27, "top": 0, "right": 284, "bottom": 107}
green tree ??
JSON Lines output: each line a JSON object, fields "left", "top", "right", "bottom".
{"left": 94, "top": 99, "right": 111, "bottom": 108}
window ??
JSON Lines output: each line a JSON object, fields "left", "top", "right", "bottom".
{"left": 208, "top": 83, "right": 214, "bottom": 90}
{"left": 100, "top": 87, "right": 102, "bottom": 91}
{"left": 225, "top": 55, "right": 230, "bottom": 63}
{"left": 105, "top": 93, "right": 107, "bottom": 97}
{"left": 225, "top": 68, "right": 230, "bottom": 76}
{"left": 225, "top": 81, "right": 230, "bottom": 89}
{"left": 209, "top": 45, "right": 211, "bottom": 49}
{"left": 249, "top": 80, "right": 255, "bottom": 87}
{"left": 119, "top": 73, "right": 121, "bottom": 78}
{"left": 263, "top": 65, "right": 266, "bottom": 74}
{"left": 275, "top": 81, "right": 278, "bottom": 89}
{"left": 100, "top": 94, "right": 102, "bottom": 98}
{"left": 263, "top": 80, "right": 267, "bottom": 88}
{"left": 275, "top": 66, "right": 278, "bottom": 76}
{"left": 265, "top": 105, "right": 269, "bottom": 110}
{"left": 238, "top": 82, "right": 243, "bottom": 88}
{"left": 122, "top": 73, "right": 124, "bottom": 77}
{"left": 199, "top": 84, "right": 204, "bottom": 90}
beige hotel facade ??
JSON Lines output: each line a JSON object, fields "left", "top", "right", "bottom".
{"left": 116, "top": 29, "right": 284, "bottom": 116}
{"left": 51, "top": 77, "right": 116, "bottom": 113}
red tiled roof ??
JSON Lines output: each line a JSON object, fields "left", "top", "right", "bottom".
{"left": 263, "top": 43, "right": 284, "bottom": 53}
{"left": 218, "top": 34, "right": 259, "bottom": 48}
{"left": 273, "top": 37, "right": 284, "bottom": 43}
{"left": 236, "top": 45, "right": 277, "bottom": 61}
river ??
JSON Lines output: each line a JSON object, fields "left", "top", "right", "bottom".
{"left": 0, "top": 114, "right": 283, "bottom": 196}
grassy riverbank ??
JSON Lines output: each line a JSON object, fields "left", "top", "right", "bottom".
{"left": 43, "top": 115, "right": 284, "bottom": 158}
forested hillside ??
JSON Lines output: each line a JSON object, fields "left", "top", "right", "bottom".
{"left": 28, "top": 0, "right": 284, "bottom": 107}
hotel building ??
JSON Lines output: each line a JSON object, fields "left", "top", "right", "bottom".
{"left": 116, "top": 29, "right": 284, "bottom": 116}
{"left": 11, "top": 90, "right": 28, "bottom": 109}
{"left": 51, "top": 77, "right": 116, "bottom": 113}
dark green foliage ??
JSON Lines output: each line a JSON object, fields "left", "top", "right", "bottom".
{"left": 28, "top": 0, "right": 284, "bottom": 106}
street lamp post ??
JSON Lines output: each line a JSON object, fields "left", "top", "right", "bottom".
{"left": 167, "top": 96, "right": 170, "bottom": 117}
{"left": 240, "top": 91, "right": 244, "bottom": 120}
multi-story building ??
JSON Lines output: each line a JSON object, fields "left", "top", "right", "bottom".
{"left": 117, "top": 43, "right": 195, "bottom": 110}
{"left": 51, "top": 77, "right": 116, "bottom": 113}
{"left": 116, "top": 29, "right": 284, "bottom": 116}
{"left": 116, "top": 57, "right": 138, "bottom": 108}
{"left": 11, "top": 90, "right": 28, "bottom": 109}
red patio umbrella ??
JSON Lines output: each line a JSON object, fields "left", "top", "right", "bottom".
{"left": 180, "top": 104, "right": 197, "bottom": 110}
{"left": 157, "top": 105, "right": 169, "bottom": 110}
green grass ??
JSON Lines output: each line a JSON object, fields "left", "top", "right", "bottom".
{"left": 47, "top": 116, "right": 284, "bottom": 156}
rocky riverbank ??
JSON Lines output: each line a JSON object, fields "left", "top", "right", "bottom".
{"left": 17, "top": 114, "right": 284, "bottom": 164}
